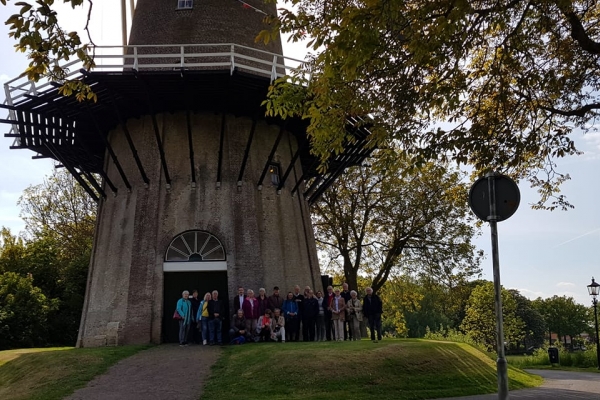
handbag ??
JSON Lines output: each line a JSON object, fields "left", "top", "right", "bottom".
{"left": 173, "top": 310, "right": 183, "bottom": 320}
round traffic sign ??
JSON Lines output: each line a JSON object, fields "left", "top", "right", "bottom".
{"left": 469, "top": 174, "right": 520, "bottom": 222}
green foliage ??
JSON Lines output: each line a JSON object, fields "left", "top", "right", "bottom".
{"left": 510, "top": 289, "right": 547, "bottom": 349}
{"left": 260, "top": 0, "right": 600, "bottom": 209}
{"left": 313, "top": 150, "right": 482, "bottom": 293}
{"left": 508, "top": 344, "right": 599, "bottom": 369}
{"left": 0, "top": 169, "right": 96, "bottom": 348}
{"left": 3, "top": 0, "right": 96, "bottom": 101}
{"left": 0, "top": 272, "right": 58, "bottom": 349}
{"left": 532, "top": 295, "right": 590, "bottom": 347}
{"left": 460, "top": 281, "right": 526, "bottom": 351}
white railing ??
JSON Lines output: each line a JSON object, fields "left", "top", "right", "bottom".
{"left": 3, "top": 43, "right": 310, "bottom": 107}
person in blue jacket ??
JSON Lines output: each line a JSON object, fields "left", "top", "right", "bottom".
{"left": 176, "top": 290, "right": 194, "bottom": 346}
{"left": 282, "top": 291, "right": 299, "bottom": 342}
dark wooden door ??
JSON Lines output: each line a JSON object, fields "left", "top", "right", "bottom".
{"left": 163, "top": 271, "right": 229, "bottom": 343}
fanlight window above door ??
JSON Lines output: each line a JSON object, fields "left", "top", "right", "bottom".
{"left": 165, "top": 231, "right": 225, "bottom": 262}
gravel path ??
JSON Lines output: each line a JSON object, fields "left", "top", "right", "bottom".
{"left": 66, "top": 344, "right": 220, "bottom": 400}
{"left": 434, "top": 369, "right": 600, "bottom": 399}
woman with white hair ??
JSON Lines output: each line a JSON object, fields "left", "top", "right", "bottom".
{"left": 329, "top": 288, "right": 346, "bottom": 341}
{"left": 242, "top": 289, "right": 259, "bottom": 340}
{"left": 347, "top": 290, "right": 363, "bottom": 341}
{"left": 175, "top": 290, "right": 194, "bottom": 346}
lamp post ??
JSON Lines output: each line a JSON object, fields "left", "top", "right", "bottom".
{"left": 587, "top": 277, "right": 600, "bottom": 370}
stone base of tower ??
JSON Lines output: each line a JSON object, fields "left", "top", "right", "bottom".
{"left": 76, "top": 112, "right": 321, "bottom": 347}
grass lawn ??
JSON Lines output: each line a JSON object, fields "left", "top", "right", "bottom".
{"left": 0, "top": 345, "right": 149, "bottom": 400}
{"left": 201, "top": 339, "right": 542, "bottom": 400}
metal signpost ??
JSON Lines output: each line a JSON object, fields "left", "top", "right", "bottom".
{"left": 469, "top": 172, "right": 520, "bottom": 400}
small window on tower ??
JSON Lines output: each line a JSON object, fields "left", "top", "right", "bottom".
{"left": 269, "top": 164, "right": 280, "bottom": 186}
{"left": 177, "top": 0, "right": 193, "bottom": 10}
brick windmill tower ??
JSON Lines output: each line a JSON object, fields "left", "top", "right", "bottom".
{"left": 2, "top": 0, "right": 371, "bottom": 346}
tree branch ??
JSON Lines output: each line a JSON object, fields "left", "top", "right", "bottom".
{"left": 539, "top": 103, "right": 600, "bottom": 117}
{"left": 562, "top": 9, "right": 600, "bottom": 55}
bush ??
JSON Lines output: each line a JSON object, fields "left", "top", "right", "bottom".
{"left": 0, "top": 272, "right": 58, "bottom": 349}
{"left": 508, "top": 343, "right": 598, "bottom": 369}
{"left": 424, "top": 324, "right": 489, "bottom": 355}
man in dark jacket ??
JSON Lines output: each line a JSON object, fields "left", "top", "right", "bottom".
{"left": 292, "top": 285, "right": 305, "bottom": 339}
{"left": 229, "top": 309, "right": 250, "bottom": 342}
{"left": 362, "top": 287, "right": 383, "bottom": 342}
{"left": 189, "top": 290, "right": 201, "bottom": 344}
{"left": 268, "top": 286, "right": 284, "bottom": 312}
{"left": 208, "top": 290, "right": 223, "bottom": 345}
{"left": 302, "top": 290, "right": 319, "bottom": 341}
{"left": 233, "top": 286, "right": 246, "bottom": 313}
{"left": 340, "top": 283, "right": 352, "bottom": 340}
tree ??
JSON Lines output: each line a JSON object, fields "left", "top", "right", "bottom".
{"left": 313, "top": 150, "right": 482, "bottom": 292}
{"left": 508, "top": 289, "right": 547, "bottom": 349}
{"left": 378, "top": 274, "right": 424, "bottom": 336}
{"left": 460, "top": 281, "right": 525, "bottom": 351}
{"left": 260, "top": 0, "right": 600, "bottom": 209}
{"left": 0, "top": 272, "right": 57, "bottom": 349}
{"left": 0, "top": 169, "right": 96, "bottom": 346}
{"left": 18, "top": 168, "right": 96, "bottom": 255}
{"left": 533, "top": 295, "right": 589, "bottom": 347}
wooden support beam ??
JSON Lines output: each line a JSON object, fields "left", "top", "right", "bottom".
{"left": 291, "top": 158, "right": 320, "bottom": 196}
{"left": 86, "top": 104, "right": 132, "bottom": 191}
{"left": 257, "top": 124, "right": 285, "bottom": 189}
{"left": 237, "top": 118, "right": 257, "bottom": 185}
{"left": 150, "top": 113, "right": 171, "bottom": 188}
{"left": 216, "top": 114, "right": 226, "bottom": 187}
{"left": 303, "top": 175, "right": 323, "bottom": 199}
{"left": 109, "top": 90, "right": 149, "bottom": 186}
{"left": 52, "top": 100, "right": 118, "bottom": 195}
{"left": 82, "top": 170, "right": 107, "bottom": 199}
{"left": 278, "top": 138, "right": 305, "bottom": 191}
{"left": 308, "top": 142, "right": 372, "bottom": 204}
{"left": 139, "top": 75, "right": 171, "bottom": 187}
{"left": 186, "top": 107, "right": 196, "bottom": 186}
{"left": 44, "top": 141, "right": 99, "bottom": 202}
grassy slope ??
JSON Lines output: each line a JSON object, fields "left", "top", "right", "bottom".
{"left": 202, "top": 339, "right": 542, "bottom": 400}
{"left": 0, "top": 345, "right": 149, "bottom": 400}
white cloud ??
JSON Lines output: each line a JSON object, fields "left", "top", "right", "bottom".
{"left": 556, "top": 282, "right": 576, "bottom": 288}
{"left": 581, "top": 131, "right": 600, "bottom": 159}
{"left": 0, "top": 73, "right": 8, "bottom": 82}
{"left": 514, "top": 288, "right": 546, "bottom": 300}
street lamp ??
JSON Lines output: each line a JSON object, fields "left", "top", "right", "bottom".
{"left": 587, "top": 277, "right": 600, "bottom": 370}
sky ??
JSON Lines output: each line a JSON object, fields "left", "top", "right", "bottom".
{"left": 0, "top": 1, "right": 599, "bottom": 306}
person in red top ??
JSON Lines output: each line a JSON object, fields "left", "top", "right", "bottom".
{"left": 324, "top": 285, "right": 335, "bottom": 341}
{"left": 257, "top": 309, "right": 273, "bottom": 342}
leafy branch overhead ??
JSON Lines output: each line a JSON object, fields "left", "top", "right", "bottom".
{"left": 259, "top": 0, "right": 600, "bottom": 209}
{"left": 2, "top": 0, "right": 96, "bottom": 101}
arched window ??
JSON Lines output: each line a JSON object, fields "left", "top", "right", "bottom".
{"left": 165, "top": 231, "right": 225, "bottom": 262}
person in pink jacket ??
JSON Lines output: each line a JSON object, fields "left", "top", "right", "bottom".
{"left": 242, "top": 289, "right": 259, "bottom": 340}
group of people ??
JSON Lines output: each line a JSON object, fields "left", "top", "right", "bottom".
{"left": 174, "top": 283, "right": 383, "bottom": 346}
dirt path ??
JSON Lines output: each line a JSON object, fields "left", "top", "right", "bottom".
{"left": 66, "top": 344, "right": 220, "bottom": 400}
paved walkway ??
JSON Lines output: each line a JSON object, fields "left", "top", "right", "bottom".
{"left": 435, "top": 369, "right": 600, "bottom": 399}
{"left": 66, "top": 344, "right": 220, "bottom": 400}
